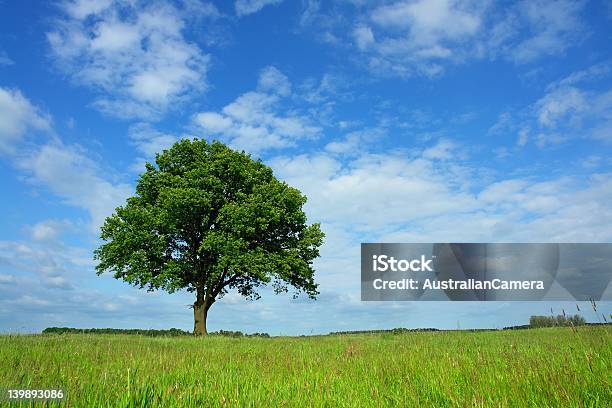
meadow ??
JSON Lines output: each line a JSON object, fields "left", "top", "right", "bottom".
{"left": 0, "top": 326, "right": 610, "bottom": 407}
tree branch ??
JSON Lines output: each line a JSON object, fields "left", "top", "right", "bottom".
{"left": 211, "top": 273, "right": 242, "bottom": 300}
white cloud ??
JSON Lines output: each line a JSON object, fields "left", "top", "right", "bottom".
{"left": 528, "top": 66, "right": 612, "bottom": 145}
{"left": 0, "top": 50, "right": 14, "bottom": 65}
{"left": 128, "top": 123, "right": 179, "bottom": 158}
{"left": 126, "top": 123, "right": 181, "bottom": 172}
{"left": 183, "top": 1, "right": 223, "bottom": 20}
{"left": 0, "top": 87, "right": 52, "bottom": 154}
{"left": 8, "top": 295, "right": 52, "bottom": 307}
{"left": 193, "top": 66, "right": 320, "bottom": 152}
{"left": 353, "top": 26, "right": 375, "bottom": 51}
{"left": 347, "top": 0, "right": 485, "bottom": 76}
{"left": 422, "top": 138, "right": 457, "bottom": 160}
{"left": 17, "top": 143, "right": 132, "bottom": 230}
{"left": 66, "top": 117, "right": 76, "bottom": 129}
{"left": 371, "top": 0, "right": 481, "bottom": 44}
{"left": 297, "top": 73, "right": 350, "bottom": 127}
{"left": 235, "top": 0, "right": 283, "bottom": 17}
{"left": 271, "top": 147, "right": 478, "bottom": 230}
{"left": 0, "top": 238, "right": 93, "bottom": 279}
{"left": 43, "top": 275, "right": 74, "bottom": 290}
{"left": 536, "top": 86, "right": 588, "bottom": 128}
{"left": 257, "top": 66, "right": 291, "bottom": 96}
{"left": 47, "top": 0, "right": 210, "bottom": 120}
{"left": 488, "top": 111, "right": 512, "bottom": 135}
{"left": 32, "top": 223, "right": 59, "bottom": 242}
{"left": 581, "top": 155, "right": 602, "bottom": 169}
{"left": 270, "top": 148, "right": 612, "bottom": 275}
{"left": 194, "top": 112, "right": 233, "bottom": 133}
{"left": 534, "top": 132, "right": 568, "bottom": 148}
{"left": 500, "top": 0, "right": 586, "bottom": 64}
{"left": 318, "top": 0, "right": 588, "bottom": 77}
{"left": 325, "top": 128, "right": 384, "bottom": 155}
{"left": 30, "top": 219, "right": 73, "bottom": 242}
{"left": 491, "top": 64, "right": 612, "bottom": 148}
{"left": 63, "top": 0, "right": 113, "bottom": 20}
{"left": 0, "top": 274, "right": 17, "bottom": 285}
{"left": 555, "top": 62, "right": 612, "bottom": 88}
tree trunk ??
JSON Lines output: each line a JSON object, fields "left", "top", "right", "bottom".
{"left": 193, "top": 302, "right": 208, "bottom": 336}
{"left": 194, "top": 285, "right": 209, "bottom": 336}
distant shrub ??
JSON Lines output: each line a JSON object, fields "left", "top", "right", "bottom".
{"left": 248, "top": 332, "right": 271, "bottom": 338}
{"left": 529, "top": 315, "right": 586, "bottom": 328}
{"left": 213, "top": 330, "right": 244, "bottom": 337}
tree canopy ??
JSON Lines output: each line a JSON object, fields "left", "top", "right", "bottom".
{"left": 94, "top": 139, "right": 324, "bottom": 335}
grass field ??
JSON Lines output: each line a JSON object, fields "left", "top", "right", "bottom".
{"left": 0, "top": 327, "right": 610, "bottom": 407}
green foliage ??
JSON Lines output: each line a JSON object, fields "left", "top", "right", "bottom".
{"left": 529, "top": 314, "right": 587, "bottom": 328}
{"left": 94, "top": 139, "right": 324, "bottom": 327}
{"left": 1, "top": 327, "right": 610, "bottom": 406}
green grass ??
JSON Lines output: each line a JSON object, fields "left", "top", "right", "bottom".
{"left": 0, "top": 327, "right": 610, "bottom": 407}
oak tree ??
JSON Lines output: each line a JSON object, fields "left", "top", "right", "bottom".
{"left": 94, "top": 139, "right": 324, "bottom": 335}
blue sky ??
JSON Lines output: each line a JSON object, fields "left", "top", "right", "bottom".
{"left": 1, "top": 0, "right": 611, "bottom": 335}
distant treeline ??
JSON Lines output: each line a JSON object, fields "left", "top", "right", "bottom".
{"left": 328, "top": 327, "right": 513, "bottom": 336}
{"left": 328, "top": 328, "right": 442, "bottom": 336}
{"left": 42, "top": 327, "right": 270, "bottom": 337}
{"left": 43, "top": 317, "right": 605, "bottom": 337}
{"left": 529, "top": 314, "right": 586, "bottom": 328}
{"left": 330, "top": 318, "right": 601, "bottom": 336}
{"left": 214, "top": 330, "right": 270, "bottom": 338}
{"left": 42, "top": 327, "right": 192, "bottom": 336}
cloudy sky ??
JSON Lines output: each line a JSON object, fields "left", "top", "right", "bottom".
{"left": 1, "top": 0, "right": 611, "bottom": 335}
